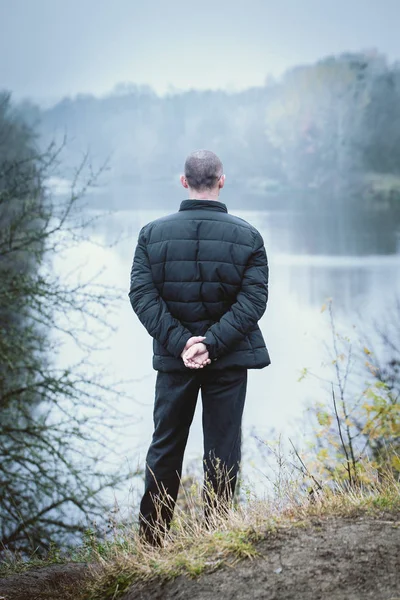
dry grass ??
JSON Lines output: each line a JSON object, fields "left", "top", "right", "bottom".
{"left": 1, "top": 464, "right": 398, "bottom": 600}
{"left": 74, "top": 474, "right": 400, "bottom": 600}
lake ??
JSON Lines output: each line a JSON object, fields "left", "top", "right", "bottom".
{"left": 56, "top": 206, "right": 400, "bottom": 501}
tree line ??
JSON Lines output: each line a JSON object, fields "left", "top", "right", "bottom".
{"left": 18, "top": 49, "right": 400, "bottom": 212}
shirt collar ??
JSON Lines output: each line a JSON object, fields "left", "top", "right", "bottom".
{"left": 179, "top": 199, "right": 228, "bottom": 213}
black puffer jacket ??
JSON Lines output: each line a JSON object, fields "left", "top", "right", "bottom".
{"left": 129, "top": 199, "right": 270, "bottom": 371}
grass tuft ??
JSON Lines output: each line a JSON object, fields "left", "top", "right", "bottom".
{"left": 1, "top": 472, "right": 398, "bottom": 600}
{"left": 75, "top": 474, "right": 399, "bottom": 600}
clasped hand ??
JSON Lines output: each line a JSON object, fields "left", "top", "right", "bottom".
{"left": 181, "top": 336, "right": 211, "bottom": 369}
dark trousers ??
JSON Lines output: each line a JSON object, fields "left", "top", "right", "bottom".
{"left": 139, "top": 367, "right": 247, "bottom": 541}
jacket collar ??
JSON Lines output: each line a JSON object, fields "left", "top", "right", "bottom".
{"left": 179, "top": 199, "right": 228, "bottom": 213}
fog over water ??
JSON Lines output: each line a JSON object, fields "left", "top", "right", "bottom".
{"left": 54, "top": 205, "right": 400, "bottom": 500}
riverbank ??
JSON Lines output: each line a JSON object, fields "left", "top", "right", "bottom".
{"left": 1, "top": 482, "right": 399, "bottom": 600}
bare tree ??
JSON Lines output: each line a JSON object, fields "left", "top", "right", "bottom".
{"left": 306, "top": 301, "right": 399, "bottom": 486}
{"left": 0, "top": 93, "right": 138, "bottom": 555}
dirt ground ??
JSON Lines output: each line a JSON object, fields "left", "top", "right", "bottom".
{"left": 1, "top": 515, "right": 399, "bottom": 600}
{"left": 0, "top": 562, "right": 88, "bottom": 600}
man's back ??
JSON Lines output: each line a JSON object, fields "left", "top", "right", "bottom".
{"left": 130, "top": 198, "right": 270, "bottom": 371}
{"left": 130, "top": 150, "right": 270, "bottom": 546}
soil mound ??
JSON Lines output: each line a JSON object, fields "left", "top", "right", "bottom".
{"left": 1, "top": 515, "right": 399, "bottom": 600}
{"left": 126, "top": 515, "right": 400, "bottom": 600}
{"left": 0, "top": 562, "right": 88, "bottom": 600}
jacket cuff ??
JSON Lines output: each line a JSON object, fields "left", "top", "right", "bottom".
{"left": 203, "top": 332, "right": 218, "bottom": 361}
{"left": 175, "top": 333, "right": 194, "bottom": 358}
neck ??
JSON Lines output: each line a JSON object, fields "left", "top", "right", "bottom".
{"left": 188, "top": 188, "right": 220, "bottom": 201}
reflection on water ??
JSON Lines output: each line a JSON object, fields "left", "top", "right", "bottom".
{"left": 61, "top": 206, "right": 400, "bottom": 498}
{"left": 248, "top": 210, "right": 400, "bottom": 256}
{"left": 100, "top": 205, "right": 400, "bottom": 257}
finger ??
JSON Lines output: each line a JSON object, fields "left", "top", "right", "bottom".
{"left": 184, "top": 350, "right": 209, "bottom": 367}
{"left": 184, "top": 346, "right": 198, "bottom": 360}
{"left": 184, "top": 358, "right": 199, "bottom": 368}
{"left": 182, "top": 338, "right": 194, "bottom": 354}
{"left": 189, "top": 354, "right": 209, "bottom": 367}
{"left": 199, "top": 359, "right": 210, "bottom": 366}
{"left": 185, "top": 345, "right": 199, "bottom": 358}
{"left": 198, "top": 356, "right": 210, "bottom": 366}
{"left": 190, "top": 356, "right": 206, "bottom": 366}
{"left": 185, "top": 336, "right": 206, "bottom": 350}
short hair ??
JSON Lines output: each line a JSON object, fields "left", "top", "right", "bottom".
{"left": 184, "top": 150, "right": 223, "bottom": 191}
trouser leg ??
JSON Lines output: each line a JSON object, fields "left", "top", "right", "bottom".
{"left": 139, "top": 370, "right": 200, "bottom": 543}
{"left": 201, "top": 368, "right": 248, "bottom": 517}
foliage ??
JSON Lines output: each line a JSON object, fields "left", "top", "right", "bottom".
{"left": 265, "top": 53, "right": 377, "bottom": 204}
{"left": 305, "top": 301, "right": 399, "bottom": 486}
{"left": 27, "top": 51, "right": 400, "bottom": 214}
{"left": 0, "top": 93, "right": 138, "bottom": 556}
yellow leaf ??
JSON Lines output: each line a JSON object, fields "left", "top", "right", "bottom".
{"left": 316, "top": 411, "right": 333, "bottom": 427}
{"left": 297, "top": 367, "right": 308, "bottom": 382}
{"left": 363, "top": 346, "right": 372, "bottom": 355}
{"left": 317, "top": 448, "right": 329, "bottom": 461}
{"left": 391, "top": 455, "right": 400, "bottom": 472}
{"left": 365, "top": 361, "right": 378, "bottom": 375}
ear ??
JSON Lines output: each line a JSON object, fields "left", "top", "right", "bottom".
{"left": 180, "top": 175, "right": 189, "bottom": 189}
{"left": 219, "top": 174, "right": 226, "bottom": 189}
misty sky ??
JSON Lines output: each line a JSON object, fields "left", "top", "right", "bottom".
{"left": 1, "top": 0, "right": 400, "bottom": 104}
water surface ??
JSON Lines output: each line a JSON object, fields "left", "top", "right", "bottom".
{"left": 57, "top": 207, "right": 400, "bottom": 498}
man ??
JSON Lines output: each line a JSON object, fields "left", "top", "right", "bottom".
{"left": 129, "top": 150, "right": 270, "bottom": 544}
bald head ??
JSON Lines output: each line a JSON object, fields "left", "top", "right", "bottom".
{"left": 184, "top": 150, "right": 224, "bottom": 192}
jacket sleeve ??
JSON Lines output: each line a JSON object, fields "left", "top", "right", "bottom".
{"left": 129, "top": 226, "right": 193, "bottom": 358}
{"left": 204, "top": 230, "right": 268, "bottom": 360}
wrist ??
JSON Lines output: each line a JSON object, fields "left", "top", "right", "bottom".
{"left": 202, "top": 337, "right": 217, "bottom": 361}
